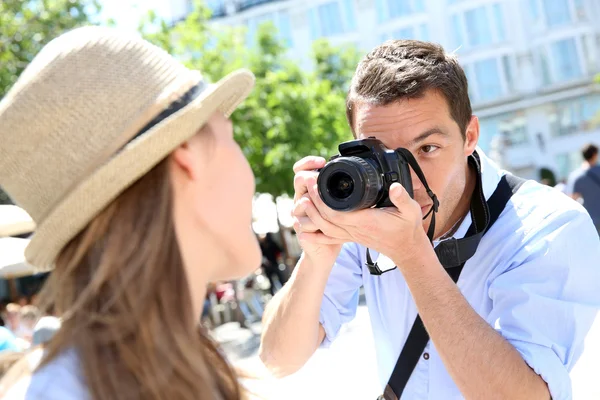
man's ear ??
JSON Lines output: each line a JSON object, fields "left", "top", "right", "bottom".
{"left": 464, "top": 115, "right": 480, "bottom": 156}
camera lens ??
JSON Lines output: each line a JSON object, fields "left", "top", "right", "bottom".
{"left": 328, "top": 172, "right": 355, "bottom": 200}
{"left": 317, "top": 156, "right": 383, "bottom": 211}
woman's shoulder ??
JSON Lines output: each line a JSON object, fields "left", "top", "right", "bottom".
{"left": 0, "top": 347, "right": 90, "bottom": 400}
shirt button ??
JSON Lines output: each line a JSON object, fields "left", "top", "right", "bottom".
{"left": 423, "top": 352, "right": 430, "bottom": 360}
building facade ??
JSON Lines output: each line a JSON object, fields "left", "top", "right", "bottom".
{"left": 169, "top": 0, "right": 600, "bottom": 181}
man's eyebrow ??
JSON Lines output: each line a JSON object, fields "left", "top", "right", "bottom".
{"left": 407, "top": 128, "right": 448, "bottom": 147}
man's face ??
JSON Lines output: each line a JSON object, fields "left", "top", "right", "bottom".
{"left": 352, "top": 89, "right": 479, "bottom": 238}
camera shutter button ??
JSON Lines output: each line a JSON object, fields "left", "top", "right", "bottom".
{"left": 385, "top": 172, "right": 399, "bottom": 183}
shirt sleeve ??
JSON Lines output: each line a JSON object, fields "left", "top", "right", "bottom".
{"left": 572, "top": 175, "right": 583, "bottom": 195}
{"left": 319, "top": 242, "right": 363, "bottom": 347}
{"left": 487, "top": 207, "right": 600, "bottom": 400}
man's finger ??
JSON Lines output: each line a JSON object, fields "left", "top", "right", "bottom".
{"left": 293, "top": 156, "right": 327, "bottom": 174}
{"left": 293, "top": 216, "right": 319, "bottom": 234}
{"left": 297, "top": 232, "right": 346, "bottom": 245}
{"left": 302, "top": 195, "right": 347, "bottom": 239}
{"left": 388, "top": 183, "right": 411, "bottom": 208}
{"left": 293, "top": 171, "right": 318, "bottom": 202}
{"left": 306, "top": 176, "right": 347, "bottom": 225}
{"left": 292, "top": 194, "right": 312, "bottom": 217}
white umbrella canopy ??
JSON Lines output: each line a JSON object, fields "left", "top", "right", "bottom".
{"left": 0, "top": 237, "right": 37, "bottom": 279}
{"left": 0, "top": 205, "right": 35, "bottom": 237}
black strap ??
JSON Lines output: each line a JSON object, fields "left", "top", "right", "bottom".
{"left": 383, "top": 172, "right": 526, "bottom": 400}
{"left": 366, "top": 152, "right": 482, "bottom": 275}
{"left": 127, "top": 81, "right": 207, "bottom": 145}
{"left": 365, "top": 148, "right": 439, "bottom": 275}
{"left": 396, "top": 148, "right": 439, "bottom": 241}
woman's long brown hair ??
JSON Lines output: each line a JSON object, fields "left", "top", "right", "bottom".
{"left": 34, "top": 158, "right": 243, "bottom": 400}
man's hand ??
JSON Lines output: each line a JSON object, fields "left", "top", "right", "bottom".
{"left": 292, "top": 156, "right": 345, "bottom": 267}
{"left": 301, "top": 175, "right": 432, "bottom": 266}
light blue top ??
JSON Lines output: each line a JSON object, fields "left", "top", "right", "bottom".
{"left": 4, "top": 348, "right": 90, "bottom": 400}
{"left": 319, "top": 149, "right": 600, "bottom": 400}
{"left": 0, "top": 326, "right": 20, "bottom": 352}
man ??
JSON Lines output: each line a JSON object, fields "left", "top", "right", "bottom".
{"left": 564, "top": 143, "right": 598, "bottom": 197}
{"left": 572, "top": 144, "right": 600, "bottom": 233}
{"left": 259, "top": 40, "right": 600, "bottom": 399}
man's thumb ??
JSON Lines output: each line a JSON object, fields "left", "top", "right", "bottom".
{"left": 389, "top": 183, "right": 409, "bottom": 207}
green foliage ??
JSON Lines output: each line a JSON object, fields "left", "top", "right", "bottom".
{"left": 140, "top": 0, "right": 360, "bottom": 196}
{"left": 0, "top": 0, "right": 100, "bottom": 99}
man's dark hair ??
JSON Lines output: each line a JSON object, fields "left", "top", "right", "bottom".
{"left": 346, "top": 40, "right": 472, "bottom": 138}
{"left": 582, "top": 143, "right": 599, "bottom": 162}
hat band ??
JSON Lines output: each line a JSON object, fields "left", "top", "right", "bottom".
{"left": 126, "top": 80, "right": 208, "bottom": 146}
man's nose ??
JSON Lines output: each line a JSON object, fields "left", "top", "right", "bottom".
{"left": 410, "top": 168, "right": 423, "bottom": 192}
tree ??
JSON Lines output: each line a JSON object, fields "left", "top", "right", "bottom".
{"left": 140, "top": 0, "right": 360, "bottom": 196}
{"left": 0, "top": 0, "right": 101, "bottom": 205}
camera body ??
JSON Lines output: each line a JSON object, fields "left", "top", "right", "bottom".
{"left": 317, "top": 137, "right": 413, "bottom": 212}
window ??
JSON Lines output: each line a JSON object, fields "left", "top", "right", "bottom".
{"left": 573, "top": 0, "right": 587, "bottom": 21}
{"left": 376, "top": 0, "right": 426, "bottom": 23}
{"left": 535, "top": 48, "right": 552, "bottom": 86}
{"left": 205, "top": 0, "right": 225, "bottom": 17}
{"left": 527, "top": 0, "right": 540, "bottom": 21}
{"left": 451, "top": 3, "right": 507, "bottom": 50}
{"left": 542, "top": 0, "right": 571, "bottom": 27}
{"left": 247, "top": 12, "right": 293, "bottom": 47}
{"left": 309, "top": 1, "right": 356, "bottom": 39}
{"left": 463, "top": 64, "right": 477, "bottom": 102}
{"left": 474, "top": 58, "right": 503, "bottom": 102}
{"left": 550, "top": 95, "right": 600, "bottom": 137}
{"left": 479, "top": 113, "right": 529, "bottom": 151}
{"left": 551, "top": 37, "right": 582, "bottom": 82}
{"left": 342, "top": 0, "right": 357, "bottom": 31}
{"left": 502, "top": 55, "right": 514, "bottom": 92}
{"left": 318, "top": 2, "right": 344, "bottom": 37}
{"left": 451, "top": 14, "right": 464, "bottom": 49}
{"left": 492, "top": 3, "right": 506, "bottom": 42}
{"left": 465, "top": 7, "right": 492, "bottom": 47}
{"left": 479, "top": 113, "right": 529, "bottom": 152}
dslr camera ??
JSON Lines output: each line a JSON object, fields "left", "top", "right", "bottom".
{"left": 317, "top": 137, "right": 414, "bottom": 212}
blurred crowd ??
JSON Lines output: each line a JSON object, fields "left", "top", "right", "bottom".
{"left": 0, "top": 298, "right": 60, "bottom": 353}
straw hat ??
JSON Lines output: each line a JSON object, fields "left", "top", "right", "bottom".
{"left": 0, "top": 26, "right": 255, "bottom": 271}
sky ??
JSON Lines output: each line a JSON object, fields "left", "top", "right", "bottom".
{"left": 99, "top": 0, "right": 172, "bottom": 32}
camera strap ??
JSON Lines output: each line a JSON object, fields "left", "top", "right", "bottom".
{"left": 364, "top": 147, "right": 440, "bottom": 275}
{"left": 376, "top": 154, "right": 527, "bottom": 400}
{"left": 365, "top": 150, "right": 491, "bottom": 274}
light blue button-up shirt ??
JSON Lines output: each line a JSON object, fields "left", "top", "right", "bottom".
{"left": 318, "top": 149, "right": 600, "bottom": 400}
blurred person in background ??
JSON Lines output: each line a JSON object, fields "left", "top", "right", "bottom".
{"left": 572, "top": 144, "right": 600, "bottom": 234}
{"left": 1, "top": 304, "right": 21, "bottom": 336}
{"left": 258, "top": 233, "right": 287, "bottom": 295}
{"left": 17, "top": 306, "right": 40, "bottom": 344}
{"left": 0, "top": 327, "right": 20, "bottom": 353}
{"left": 564, "top": 143, "right": 598, "bottom": 197}
{"left": 0, "top": 26, "right": 260, "bottom": 400}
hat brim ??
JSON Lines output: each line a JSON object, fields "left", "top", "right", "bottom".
{"left": 25, "top": 68, "right": 255, "bottom": 271}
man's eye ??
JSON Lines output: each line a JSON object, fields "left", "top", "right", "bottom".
{"left": 421, "top": 145, "right": 439, "bottom": 154}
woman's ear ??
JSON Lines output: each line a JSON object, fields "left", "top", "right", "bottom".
{"left": 171, "top": 140, "right": 197, "bottom": 181}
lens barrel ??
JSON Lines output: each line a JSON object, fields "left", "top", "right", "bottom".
{"left": 317, "top": 156, "right": 384, "bottom": 211}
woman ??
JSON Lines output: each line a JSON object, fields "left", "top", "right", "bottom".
{"left": 0, "top": 25, "right": 261, "bottom": 399}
